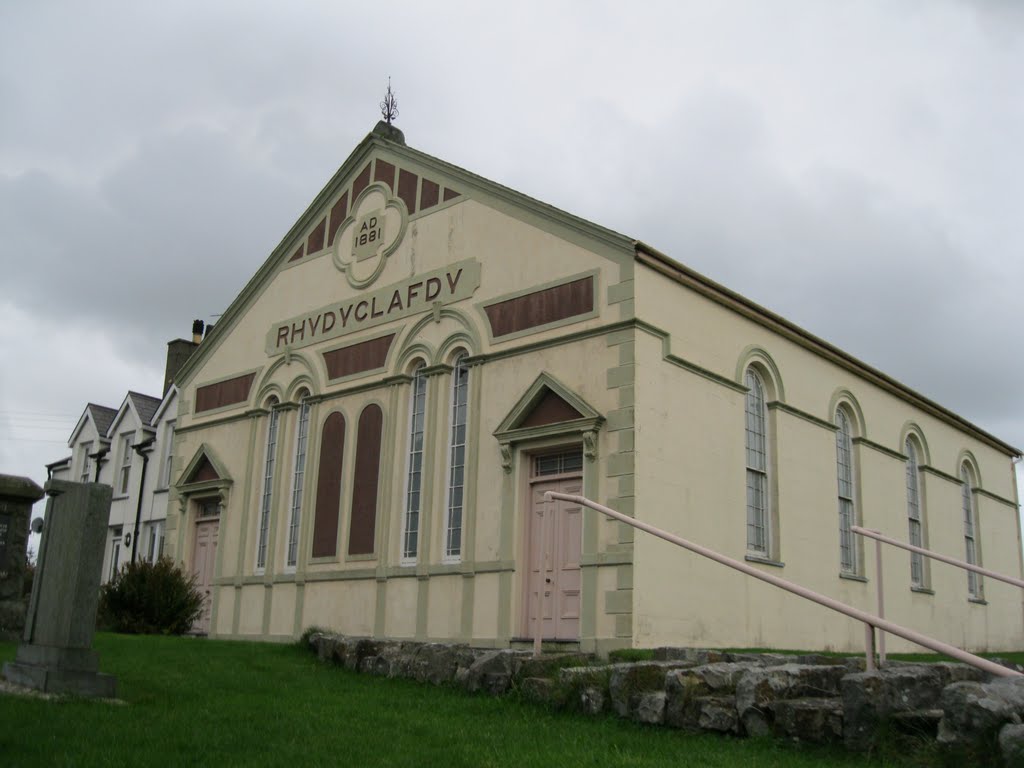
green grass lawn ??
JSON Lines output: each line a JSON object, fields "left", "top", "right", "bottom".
{"left": 0, "top": 634, "right": 916, "bottom": 767}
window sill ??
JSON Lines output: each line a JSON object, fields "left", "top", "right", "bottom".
{"left": 112, "top": 494, "right": 129, "bottom": 501}
{"left": 910, "top": 586, "right": 935, "bottom": 595}
{"left": 745, "top": 554, "right": 784, "bottom": 568}
{"left": 968, "top": 597, "right": 988, "bottom": 606}
{"left": 153, "top": 487, "right": 169, "bottom": 495}
{"left": 839, "top": 572, "right": 868, "bottom": 583}
{"left": 345, "top": 553, "right": 376, "bottom": 563}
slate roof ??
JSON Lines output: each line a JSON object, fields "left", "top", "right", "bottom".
{"left": 87, "top": 404, "right": 118, "bottom": 439}
{"left": 127, "top": 391, "right": 162, "bottom": 427}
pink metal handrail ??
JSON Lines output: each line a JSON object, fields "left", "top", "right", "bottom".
{"left": 851, "top": 525, "right": 1024, "bottom": 589}
{"left": 536, "top": 491, "right": 1020, "bottom": 678}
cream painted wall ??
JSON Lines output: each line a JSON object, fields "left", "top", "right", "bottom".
{"left": 632, "top": 263, "right": 1023, "bottom": 652}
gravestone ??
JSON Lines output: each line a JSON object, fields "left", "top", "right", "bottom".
{"left": 2, "top": 479, "right": 117, "bottom": 697}
{"left": 0, "top": 474, "right": 44, "bottom": 639}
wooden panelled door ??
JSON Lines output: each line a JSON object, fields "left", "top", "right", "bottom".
{"left": 525, "top": 449, "right": 583, "bottom": 641}
{"left": 191, "top": 501, "right": 220, "bottom": 634}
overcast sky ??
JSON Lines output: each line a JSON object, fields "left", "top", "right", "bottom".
{"left": 2, "top": 1, "right": 1023, "bottom": 516}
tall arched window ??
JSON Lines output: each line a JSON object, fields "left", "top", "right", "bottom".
{"left": 835, "top": 408, "right": 856, "bottom": 573}
{"left": 744, "top": 369, "right": 769, "bottom": 555}
{"left": 286, "top": 391, "right": 312, "bottom": 569}
{"left": 311, "top": 411, "right": 346, "bottom": 559}
{"left": 905, "top": 438, "right": 924, "bottom": 586}
{"left": 961, "top": 464, "right": 981, "bottom": 598}
{"left": 256, "top": 397, "right": 281, "bottom": 571}
{"left": 402, "top": 363, "right": 427, "bottom": 563}
{"left": 444, "top": 353, "right": 469, "bottom": 562}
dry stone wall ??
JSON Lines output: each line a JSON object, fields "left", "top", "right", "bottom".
{"left": 306, "top": 633, "right": 1024, "bottom": 766}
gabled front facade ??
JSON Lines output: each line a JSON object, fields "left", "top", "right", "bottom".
{"left": 165, "top": 123, "right": 1023, "bottom": 653}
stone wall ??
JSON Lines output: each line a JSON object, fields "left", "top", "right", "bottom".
{"left": 306, "top": 633, "right": 1024, "bottom": 766}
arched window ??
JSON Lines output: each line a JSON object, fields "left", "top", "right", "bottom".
{"left": 286, "top": 391, "right": 312, "bottom": 568}
{"left": 961, "top": 464, "right": 981, "bottom": 598}
{"left": 905, "top": 438, "right": 924, "bottom": 586}
{"left": 349, "top": 404, "right": 382, "bottom": 556}
{"left": 256, "top": 397, "right": 281, "bottom": 571}
{"left": 744, "top": 369, "right": 769, "bottom": 555}
{"left": 311, "top": 412, "right": 346, "bottom": 558}
{"left": 835, "top": 408, "right": 856, "bottom": 573}
{"left": 402, "top": 363, "right": 427, "bottom": 563}
{"left": 444, "top": 353, "right": 469, "bottom": 561}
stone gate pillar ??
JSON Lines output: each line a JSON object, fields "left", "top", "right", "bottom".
{"left": 2, "top": 479, "right": 116, "bottom": 697}
{"left": 0, "top": 474, "right": 43, "bottom": 638}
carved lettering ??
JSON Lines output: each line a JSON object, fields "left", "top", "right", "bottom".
{"left": 388, "top": 290, "right": 403, "bottom": 313}
{"left": 425, "top": 277, "right": 442, "bottom": 301}
{"left": 406, "top": 281, "right": 423, "bottom": 307}
{"left": 266, "top": 260, "right": 481, "bottom": 355}
{"left": 446, "top": 268, "right": 463, "bottom": 293}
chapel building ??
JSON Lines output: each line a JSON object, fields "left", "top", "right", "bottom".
{"left": 165, "top": 122, "right": 1023, "bottom": 653}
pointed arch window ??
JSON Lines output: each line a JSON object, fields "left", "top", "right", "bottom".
{"left": 444, "top": 353, "right": 469, "bottom": 562}
{"left": 905, "top": 438, "right": 924, "bottom": 586}
{"left": 402, "top": 363, "right": 427, "bottom": 563}
{"left": 256, "top": 398, "right": 281, "bottom": 571}
{"left": 286, "top": 393, "right": 312, "bottom": 568}
{"left": 961, "top": 465, "right": 982, "bottom": 598}
{"left": 744, "top": 369, "right": 769, "bottom": 555}
{"left": 835, "top": 409, "right": 856, "bottom": 573}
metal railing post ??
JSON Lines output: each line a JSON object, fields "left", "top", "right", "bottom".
{"left": 864, "top": 624, "right": 876, "bottom": 672}
{"left": 874, "top": 532, "right": 886, "bottom": 666}
{"left": 546, "top": 492, "right": 1021, "bottom": 679}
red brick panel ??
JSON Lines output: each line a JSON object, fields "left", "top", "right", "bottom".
{"left": 322, "top": 334, "right": 395, "bottom": 381}
{"left": 420, "top": 178, "right": 439, "bottom": 211}
{"left": 327, "top": 192, "right": 349, "bottom": 247}
{"left": 398, "top": 169, "right": 417, "bottom": 214}
{"left": 374, "top": 160, "right": 396, "bottom": 191}
{"left": 352, "top": 163, "right": 371, "bottom": 199}
{"left": 520, "top": 390, "right": 584, "bottom": 428}
{"left": 194, "top": 372, "right": 256, "bottom": 413}
{"left": 483, "top": 276, "right": 594, "bottom": 338}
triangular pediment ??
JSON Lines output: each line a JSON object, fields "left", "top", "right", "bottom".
{"left": 494, "top": 373, "right": 603, "bottom": 440}
{"left": 179, "top": 443, "right": 231, "bottom": 487}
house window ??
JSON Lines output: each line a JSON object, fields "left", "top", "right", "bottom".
{"left": 147, "top": 521, "right": 165, "bottom": 562}
{"left": 110, "top": 527, "right": 123, "bottom": 580}
{"left": 835, "top": 409, "right": 856, "bottom": 573}
{"left": 286, "top": 394, "right": 311, "bottom": 568}
{"left": 744, "top": 369, "right": 769, "bottom": 555}
{"left": 118, "top": 433, "right": 133, "bottom": 495}
{"left": 444, "top": 354, "right": 469, "bottom": 561}
{"left": 402, "top": 363, "right": 427, "bottom": 563}
{"left": 961, "top": 465, "right": 982, "bottom": 598}
{"left": 162, "top": 421, "right": 176, "bottom": 488}
{"left": 905, "top": 439, "right": 924, "bottom": 586}
{"left": 80, "top": 442, "right": 92, "bottom": 483}
{"left": 256, "top": 401, "right": 281, "bottom": 571}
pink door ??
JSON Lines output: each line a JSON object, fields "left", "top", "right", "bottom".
{"left": 525, "top": 476, "right": 582, "bottom": 640}
{"left": 191, "top": 519, "right": 219, "bottom": 634}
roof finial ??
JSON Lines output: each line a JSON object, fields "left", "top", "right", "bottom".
{"left": 380, "top": 78, "right": 399, "bottom": 126}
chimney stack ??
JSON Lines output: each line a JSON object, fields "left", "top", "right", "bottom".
{"left": 192, "top": 319, "right": 204, "bottom": 345}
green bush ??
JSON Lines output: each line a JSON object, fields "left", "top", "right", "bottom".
{"left": 99, "top": 557, "right": 204, "bottom": 635}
